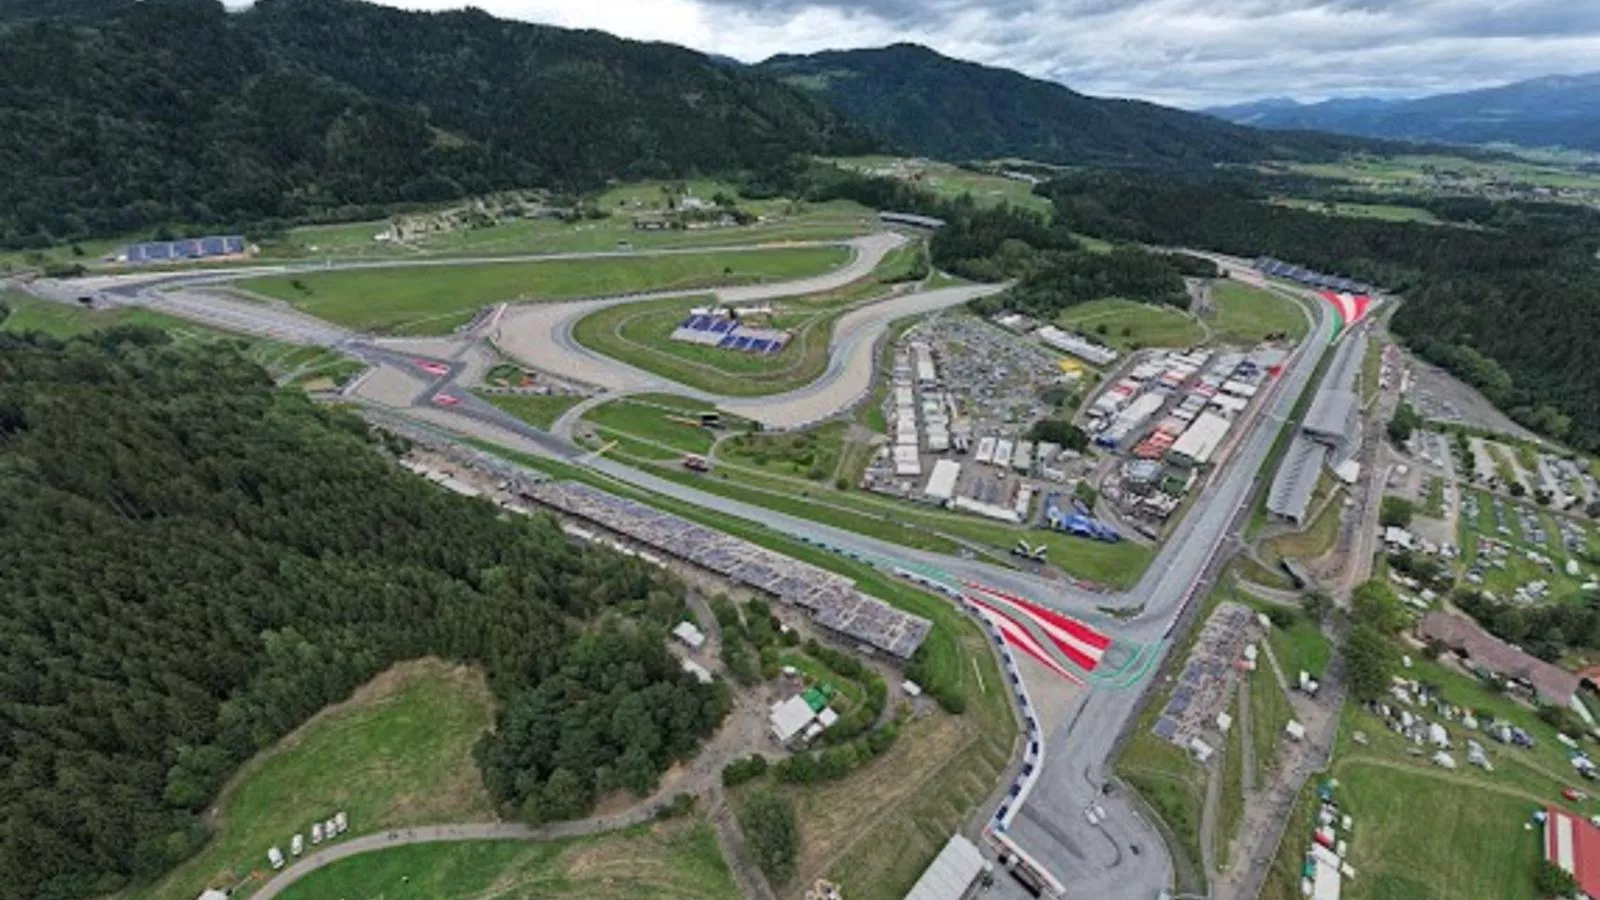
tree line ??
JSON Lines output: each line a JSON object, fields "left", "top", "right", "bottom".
{"left": 0, "top": 327, "right": 722, "bottom": 899}
{"left": 1044, "top": 170, "right": 1600, "bottom": 449}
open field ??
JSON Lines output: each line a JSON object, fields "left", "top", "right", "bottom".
{"left": 1270, "top": 197, "right": 1442, "bottom": 224}
{"left": 1209, "top": 281, "right": 1309, "bottom": 343}
{"left": 1058, "top": 298, "right": 1204, "bottom": 352}
{"left": 716, "top": 422, "right": 850, "bottom": 482}
{"left": 272, "top": 819, "right": 740, "bottom": 900}
{"left": 478, "top": 392, "right": 585, "bottom": 430}
{"left": 137, "top": 660, "right": 497, "bottom": 900}
{"left": 1, "top": 292, "right": 362, "bottom": 388}
{"left": 1336, "top": 760, "right": 1540, "bottom": 900}
{"left": 581, "top": 395, "right": 725, "bottom": 456}
{"left": 241, "top": 246, "right": 851, "bottom": 335}
{"left": 1276, "top": 153, "right": 1600, "bottom": 193}
{"left": 823, "top": 156, "right": 1053, "bottom": 215}
{"left": 1248, "top": 664, "right": 1294, "bottom": 783}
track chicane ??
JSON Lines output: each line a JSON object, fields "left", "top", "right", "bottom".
{"left": 964, "top": 583, "right": 1110, "bottom": 673}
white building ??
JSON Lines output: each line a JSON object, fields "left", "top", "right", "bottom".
{"left": 672, "top": 621, "right": 707, "bottom": 650}
{"left": 770, "top": 695, "right": 817, "bottom": 744}
{"left": 924, "top": 460, "right": 962, "bottom": 503}
{"left": 681, "top": 658, "right": 713, "bottom": 684}
{"left": 1168, "top": 413, "right": 1232, "bottom": 467}
{"left": 894, "top": 446, "right": 923, "bottom": 477}
{"left": 1033, "top": 325, "right": 1119, "bottom": 366}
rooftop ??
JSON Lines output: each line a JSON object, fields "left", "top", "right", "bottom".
{"left": 1419, "top": 612, "right": 1579, "bottom": 706}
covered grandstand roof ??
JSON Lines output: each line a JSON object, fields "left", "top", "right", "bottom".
{"left": 1266, "top": 434, "right": 1328, "bottom": 524}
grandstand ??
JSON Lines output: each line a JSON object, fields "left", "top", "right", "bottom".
{"left": 1253, "top": 256, "right": 1371, "bottom": 296}
{"left": 120, "top": 235, "right": 246, "bottom": 264}
{"left": 670, "top": 313, "right": 791, "bottom": 354}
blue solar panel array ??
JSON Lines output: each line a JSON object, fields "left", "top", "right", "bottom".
{"left": 677, "top": 314, "right": 787, "bottom": 354}
{"left": 124, "top": 235, "right": 246, "bottom": 264}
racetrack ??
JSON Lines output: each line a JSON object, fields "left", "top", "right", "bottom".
{"left": 488, "top": 232, "right": 1008, "bottom": 427}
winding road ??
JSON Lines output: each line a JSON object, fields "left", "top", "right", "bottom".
{"left": 22, "top": 236, "right": 1354, "bottom": 899}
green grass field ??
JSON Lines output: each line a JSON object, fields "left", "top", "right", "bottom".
{"left": 1249, "top": 667, "right": 1294, "bottom": 784}
{"left": 580, "top": 395, "right": 731, "bottom": 456}
{"left": 1216, "top": 691, "right": 1246, "bottom": 874}
{"left": 1058, "top": 298, "right": 1204, "bottom": 352}
{"left": 138, "top": 660, "right": 497, "bottom": 900}
{"left": 1336, "top": 761, "right": 1541, "bottom": 900}
{"left": 272, "top": 819, "right": 740, "bottom": 900}
{"left": 1279, "top": 153, "right": 1600, "bottom": 193}
{"left": 479, "top": 392, "right": 585, "bottom": 430}
{"left": 240, "top": 245, "right": 851, "bottom": 335}
{"left": 1424, "top": 477, "right": 1445, "bottom": 518}
{"left": 1209, "top": 281, "right": 1309, "bottom": 344}
{"left": 823, "top": 156, "right": 1053, "bottom": 214}
{"left": 716, "top": 422, "right": 849, "bottom": 482}
{"left": 1270, "top": 197, "right": 1443, "bottom": 224}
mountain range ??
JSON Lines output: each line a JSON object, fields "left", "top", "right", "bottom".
{"left": 1205, "top": 72, "right": 1600, "bottom": 152}
{"left": 756, "top": 44, "right": 1382, "bottom": 168}
{"left": 0, "top": 0, "right": 1381, "bottom": 247}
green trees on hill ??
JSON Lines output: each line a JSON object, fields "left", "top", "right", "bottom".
{"left": 0, "top": 327, "right": 721, "bottom": 898}
{"left": 0, "top": 0, "right": 871, "bottom": 248}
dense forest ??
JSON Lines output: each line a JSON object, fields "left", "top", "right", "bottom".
{"left": 0, "top": 328, "right": 724, "bottom": 899}
{"left": 0, "top": 0, "right": 872, "bottom": 247}
{"left": 757, "top": 44, "right": 1395, "bottom": 169}
{"left": 1046, "top": 171, "right": 1600, "bottom": 448}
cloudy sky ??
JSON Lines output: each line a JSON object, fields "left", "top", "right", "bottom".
{"left": 255, "top": 0, "right": 1600, "bottom": 107}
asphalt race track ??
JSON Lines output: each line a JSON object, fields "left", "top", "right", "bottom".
{"left": 22, "top": 239, "right": 1344, "bottom": 899}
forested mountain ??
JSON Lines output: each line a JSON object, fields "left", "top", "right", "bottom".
{"left": 756, "top": 44, "right": 1388, "bottom": 168}
{"left": 0, "top": 0, "right": 872, "bottom": 248}
{"left": 0, "top": 328, "right": 725, "bottom": 899}
{"left": 1204, "top": 73, "right": 1600, "bottom": 151}
{"left": 1047, "top": 172, "right": 1600, "bottom": 447}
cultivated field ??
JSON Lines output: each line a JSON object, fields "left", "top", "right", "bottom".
{"left": 822, "top": 156, "right": 1053, "bottom": 214}
{"left": 240, "top": 246, "right": 851, "bottom": 335}
{"left": 1270, "top": 197, "right": 1442, "bottom": 224}
{"left": 271, "top": 820, "right": 740, "bottom": 900}
{"left": 138, "top": 660, "right": 497, "bottom": 900}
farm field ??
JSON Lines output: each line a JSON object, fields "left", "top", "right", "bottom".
{"left": 1270, "top": 197, "right": 1442, "bottom": 224}
{"left": 823, "top": 156, "right": 1053, "bottom": 214}
{"left": 137, "top": 660, "right": 497, "bottom": 900}
{"left": 1277, "top": 153, "right": 1600, "bottom": 192}
{"left": 1208, "top": 281, "right": 1310, "bottom": 343}
{"left": 271, "top": 819, "right": 740, "bottom": 900}
{"left": 240, "top": 245, "right": 851, "bottom": 335}
{"left": 478, "top": 392, "right": 585, "bottom": 430}
{"left": 1057, "top": 298, "right": 1204, "bottom": 352}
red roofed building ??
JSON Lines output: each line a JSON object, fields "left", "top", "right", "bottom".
{"left": 1545, "top": 805, "right": 1600, "bottom": 899}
